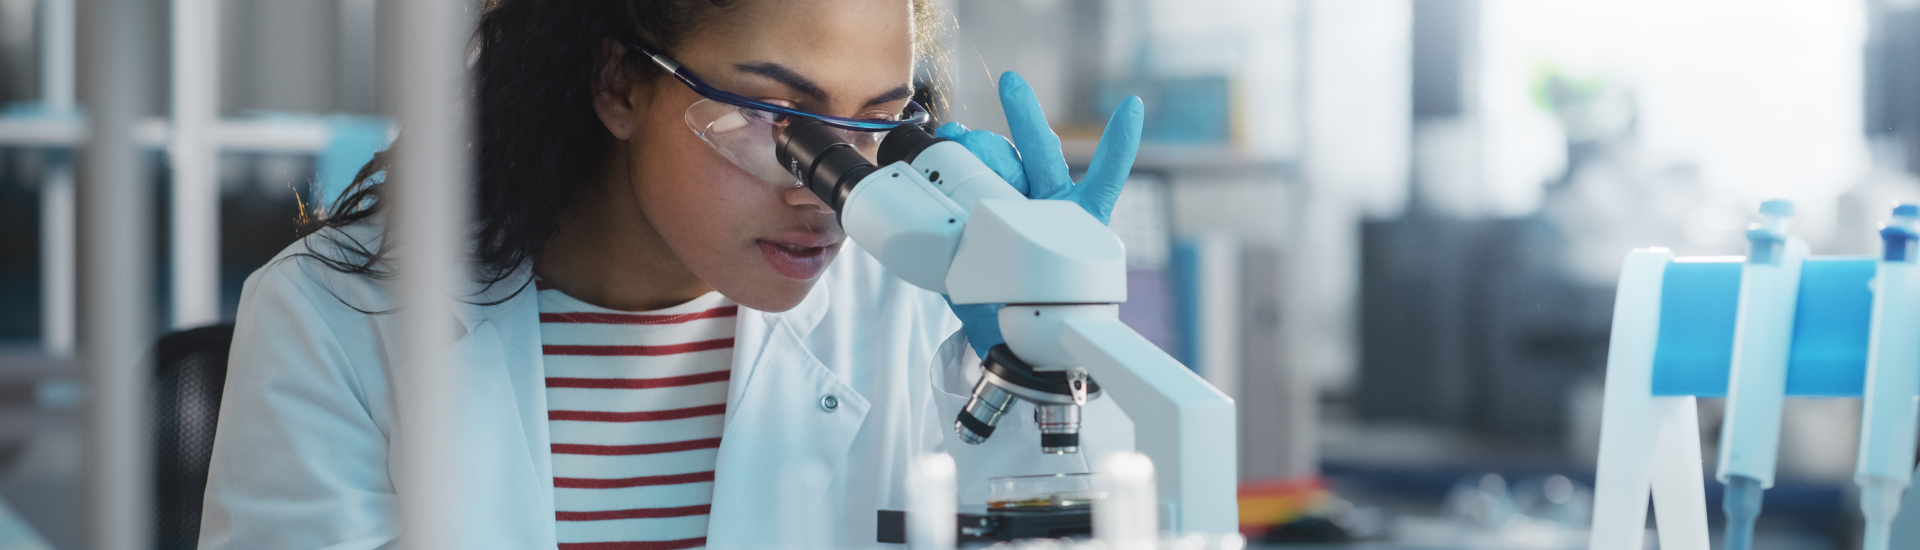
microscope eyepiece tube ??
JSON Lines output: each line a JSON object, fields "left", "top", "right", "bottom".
{"left": 775, "top": 120, "right": 952, "bottom": 214}
{"left": 877, "top": 124, "right": 945, "bottom": 166}
{"left": 775, "top": 117, "right": 877, "bottom": 213}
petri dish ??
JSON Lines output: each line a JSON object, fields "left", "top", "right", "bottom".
{"left": 987, "top": 473, "right": 1102, "bottom": 509}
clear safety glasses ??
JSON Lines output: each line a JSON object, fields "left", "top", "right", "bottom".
{"left": 684, "top": 98, "right": 929, "bottom": 187}
{"left": 622, "top": 38, "right": 931, "bottom": 187}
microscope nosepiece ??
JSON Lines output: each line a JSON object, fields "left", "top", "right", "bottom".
{"left": 956, "top": 345, "right": 1102, "bottom": 453}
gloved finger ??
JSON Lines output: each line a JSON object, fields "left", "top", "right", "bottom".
{"left": 936, "top": 122, "right": 1030, "bottom": 195}
{"left": 1075, "top": 96, "right": 1144, "bottom": 224}
{"left": 997, "top": 72, "right": 1072, "bottom": 200}
{"left": 932, "top": 121, "right": 970, "bottom": 140}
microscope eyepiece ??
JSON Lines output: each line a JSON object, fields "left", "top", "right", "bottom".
{"left": 775, "top": 117, "right": 876, "bottom": 213}
{"left": 775, "top": 120, "right": 950, "bottom": 215}
{"left": 876, "top": 124, "right": 944, "bottom": 166}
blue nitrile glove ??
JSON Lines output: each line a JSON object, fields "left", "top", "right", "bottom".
{"left": 935, "top": 71, "right": 1145, "bottom": 358}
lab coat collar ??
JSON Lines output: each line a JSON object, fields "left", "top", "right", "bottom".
{"left": 721, "top": 270, "right": 834, "bottom": 427}
{"left": 440, "top": 248, "right": 841, "bottom": 436}
{"left": 299, "top": 218, "right": 866, "bottom": 548}
{"left": 448, "top": 265, "right": 537, "bottom": 339}
{"left": 452, "top": 255, "right": 839, "bottom": 432}
{"left": 454, "top": 255, "right": 854, "bottom": 549}
{"left": 356, "top": 257, "right": 558, "bottom": 548}
{"left": 708, "top": 275, "right": 873, "bottom": 550}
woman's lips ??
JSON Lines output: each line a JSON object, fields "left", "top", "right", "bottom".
{"left": 758, "top": 239, "right": 834, "bottom": 280}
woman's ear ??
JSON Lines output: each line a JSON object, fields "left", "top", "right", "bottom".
{"left": 592, "top": 38, "right": 652, "bottom": 140}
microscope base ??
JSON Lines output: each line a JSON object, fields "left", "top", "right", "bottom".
{"left": 876, "top": 506, "right": 1094, "bottom": 544}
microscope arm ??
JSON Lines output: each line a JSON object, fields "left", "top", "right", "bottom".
{"left": 1059, "top": 317, "right": 1238, "bottom": 534}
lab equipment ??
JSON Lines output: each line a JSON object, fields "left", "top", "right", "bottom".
{"left": 930, "top": 73, "right": 1144, "bottom": 357}
{"left": 907, "top": 454, "right": 957, "bottom": 550}
{"left": 990, "top": 473, "right": 1100, "bottom": 508}
{"left": 1589, "top": 201, "right": 1920, "bottom": 550}
{"left": 1717, "top": 199, "right": 1807, "bottom": 550}
{"left": 1855, "top": 205, "right": 1920, "bottom": 550}
{"left": 1096, "top": 452, "right": 1160, "bottom": 550}
{"left": 931, "top": 122, "right": 1030, "bottom": 195}
{"left": 877, "top": 504, "right": 1096, "bottom": 544}
{"left": 776, "top": 104, "right": 1237, "bottom": 534}
{"left": 886, "top": 470, "right": 1102, "bottom": 545}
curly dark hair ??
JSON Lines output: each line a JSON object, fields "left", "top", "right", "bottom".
{"left": 298, "top": 0, "right": 944, "bottom": 299}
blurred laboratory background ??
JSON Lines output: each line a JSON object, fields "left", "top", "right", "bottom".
{"left": 1, "top": 0, "right": 1917, "bottom": 548}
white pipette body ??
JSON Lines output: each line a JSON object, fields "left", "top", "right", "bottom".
{"left": 907, "top": 453, "right": 957, "bottom": 550}
{"left": 1855, "top": 205, "right": 1920, "bottom": 550}
{"left": 1716, "top": 200, "right": 1807, "bottom": 550}
{"left": 1096, "top": 452, "right": 1158, "bottom": 550}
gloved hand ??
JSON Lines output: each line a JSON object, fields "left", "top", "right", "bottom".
{"left": 936, "top": 71, "right": 1145, "bottom": 358}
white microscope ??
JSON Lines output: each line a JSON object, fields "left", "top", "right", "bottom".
{"left": 775, "top": 118, "right": 1239, "bottom": 536}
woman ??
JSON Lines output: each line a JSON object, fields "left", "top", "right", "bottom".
{"left": 197, "top": 0, "right": 1145, "bottom": 548}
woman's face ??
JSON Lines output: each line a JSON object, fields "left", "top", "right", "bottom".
{"left": 618, "top": 0, "right": 915, "bottom": 312}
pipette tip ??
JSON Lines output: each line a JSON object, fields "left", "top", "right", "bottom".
{"left": 1860, "top": 480, "right": 1903, "bottom": 550}
{"left": 1722, "top": 475, "right": 1764, "bottom": 550}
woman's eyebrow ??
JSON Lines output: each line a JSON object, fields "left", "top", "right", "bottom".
{"left": 862, "top": 85, "right": 913, "bottom": 108}
{"left": 735, "top": 62, "right": 830, "bottom": 102}
{"left": 735, "top": 62, "right": 913, "bottom": 109}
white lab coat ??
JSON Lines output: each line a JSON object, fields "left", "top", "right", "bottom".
{"left": 196, "top": 220, "right": 1133, "bottom": 550}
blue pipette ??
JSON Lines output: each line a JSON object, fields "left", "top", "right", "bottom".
{"left": 1716, "top": 199, "right": 1807, "bottom": 550}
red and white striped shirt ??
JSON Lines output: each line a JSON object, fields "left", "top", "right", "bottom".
{"left": 538, "top": 280, "right": 737, "bottom": 550}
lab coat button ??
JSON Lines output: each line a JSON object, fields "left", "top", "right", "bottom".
{"left": 820, "top": 395, "right": 840, "bottom": 411}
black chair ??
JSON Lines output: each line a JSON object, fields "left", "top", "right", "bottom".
{"left": 152, "top": 324, "right": 234, "bottom": 550}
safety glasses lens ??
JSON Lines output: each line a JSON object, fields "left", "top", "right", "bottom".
{"left": 684, "top": 99, "right": 889, "bottom": 188}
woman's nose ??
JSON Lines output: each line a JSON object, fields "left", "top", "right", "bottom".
{"left": 783, "top": 185, "right": 834, "bottom": 214}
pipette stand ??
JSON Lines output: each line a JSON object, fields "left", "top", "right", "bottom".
{"left": 1589, "top": 201, "right": 1918, "bottom": 550}
{"left": 1589, "top": 247, "right": 1713, "bottom": 550}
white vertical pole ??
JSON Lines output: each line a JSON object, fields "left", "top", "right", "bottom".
{"left": 79, "top": 0, "right": 155, "bottom": 548}
{"left": 42, "top": 0, "right": 75, "bottom": 107}
{"left": 337, "top": 0, "right": 379, "bottom": 113}
{"left": 388, "top": 0, "right": 472, "bottom": 546}
{"left": 40, "top": 0, "right": 77, "bottom": 357}
{"left": 41, "top": 165, "right": 76, "bottom": 357}
{"left": 1193, "top": 233, "right": 1241, "bottom": 397}
{"left": 169, "top": 0, "right": 220, "bottom": 329}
